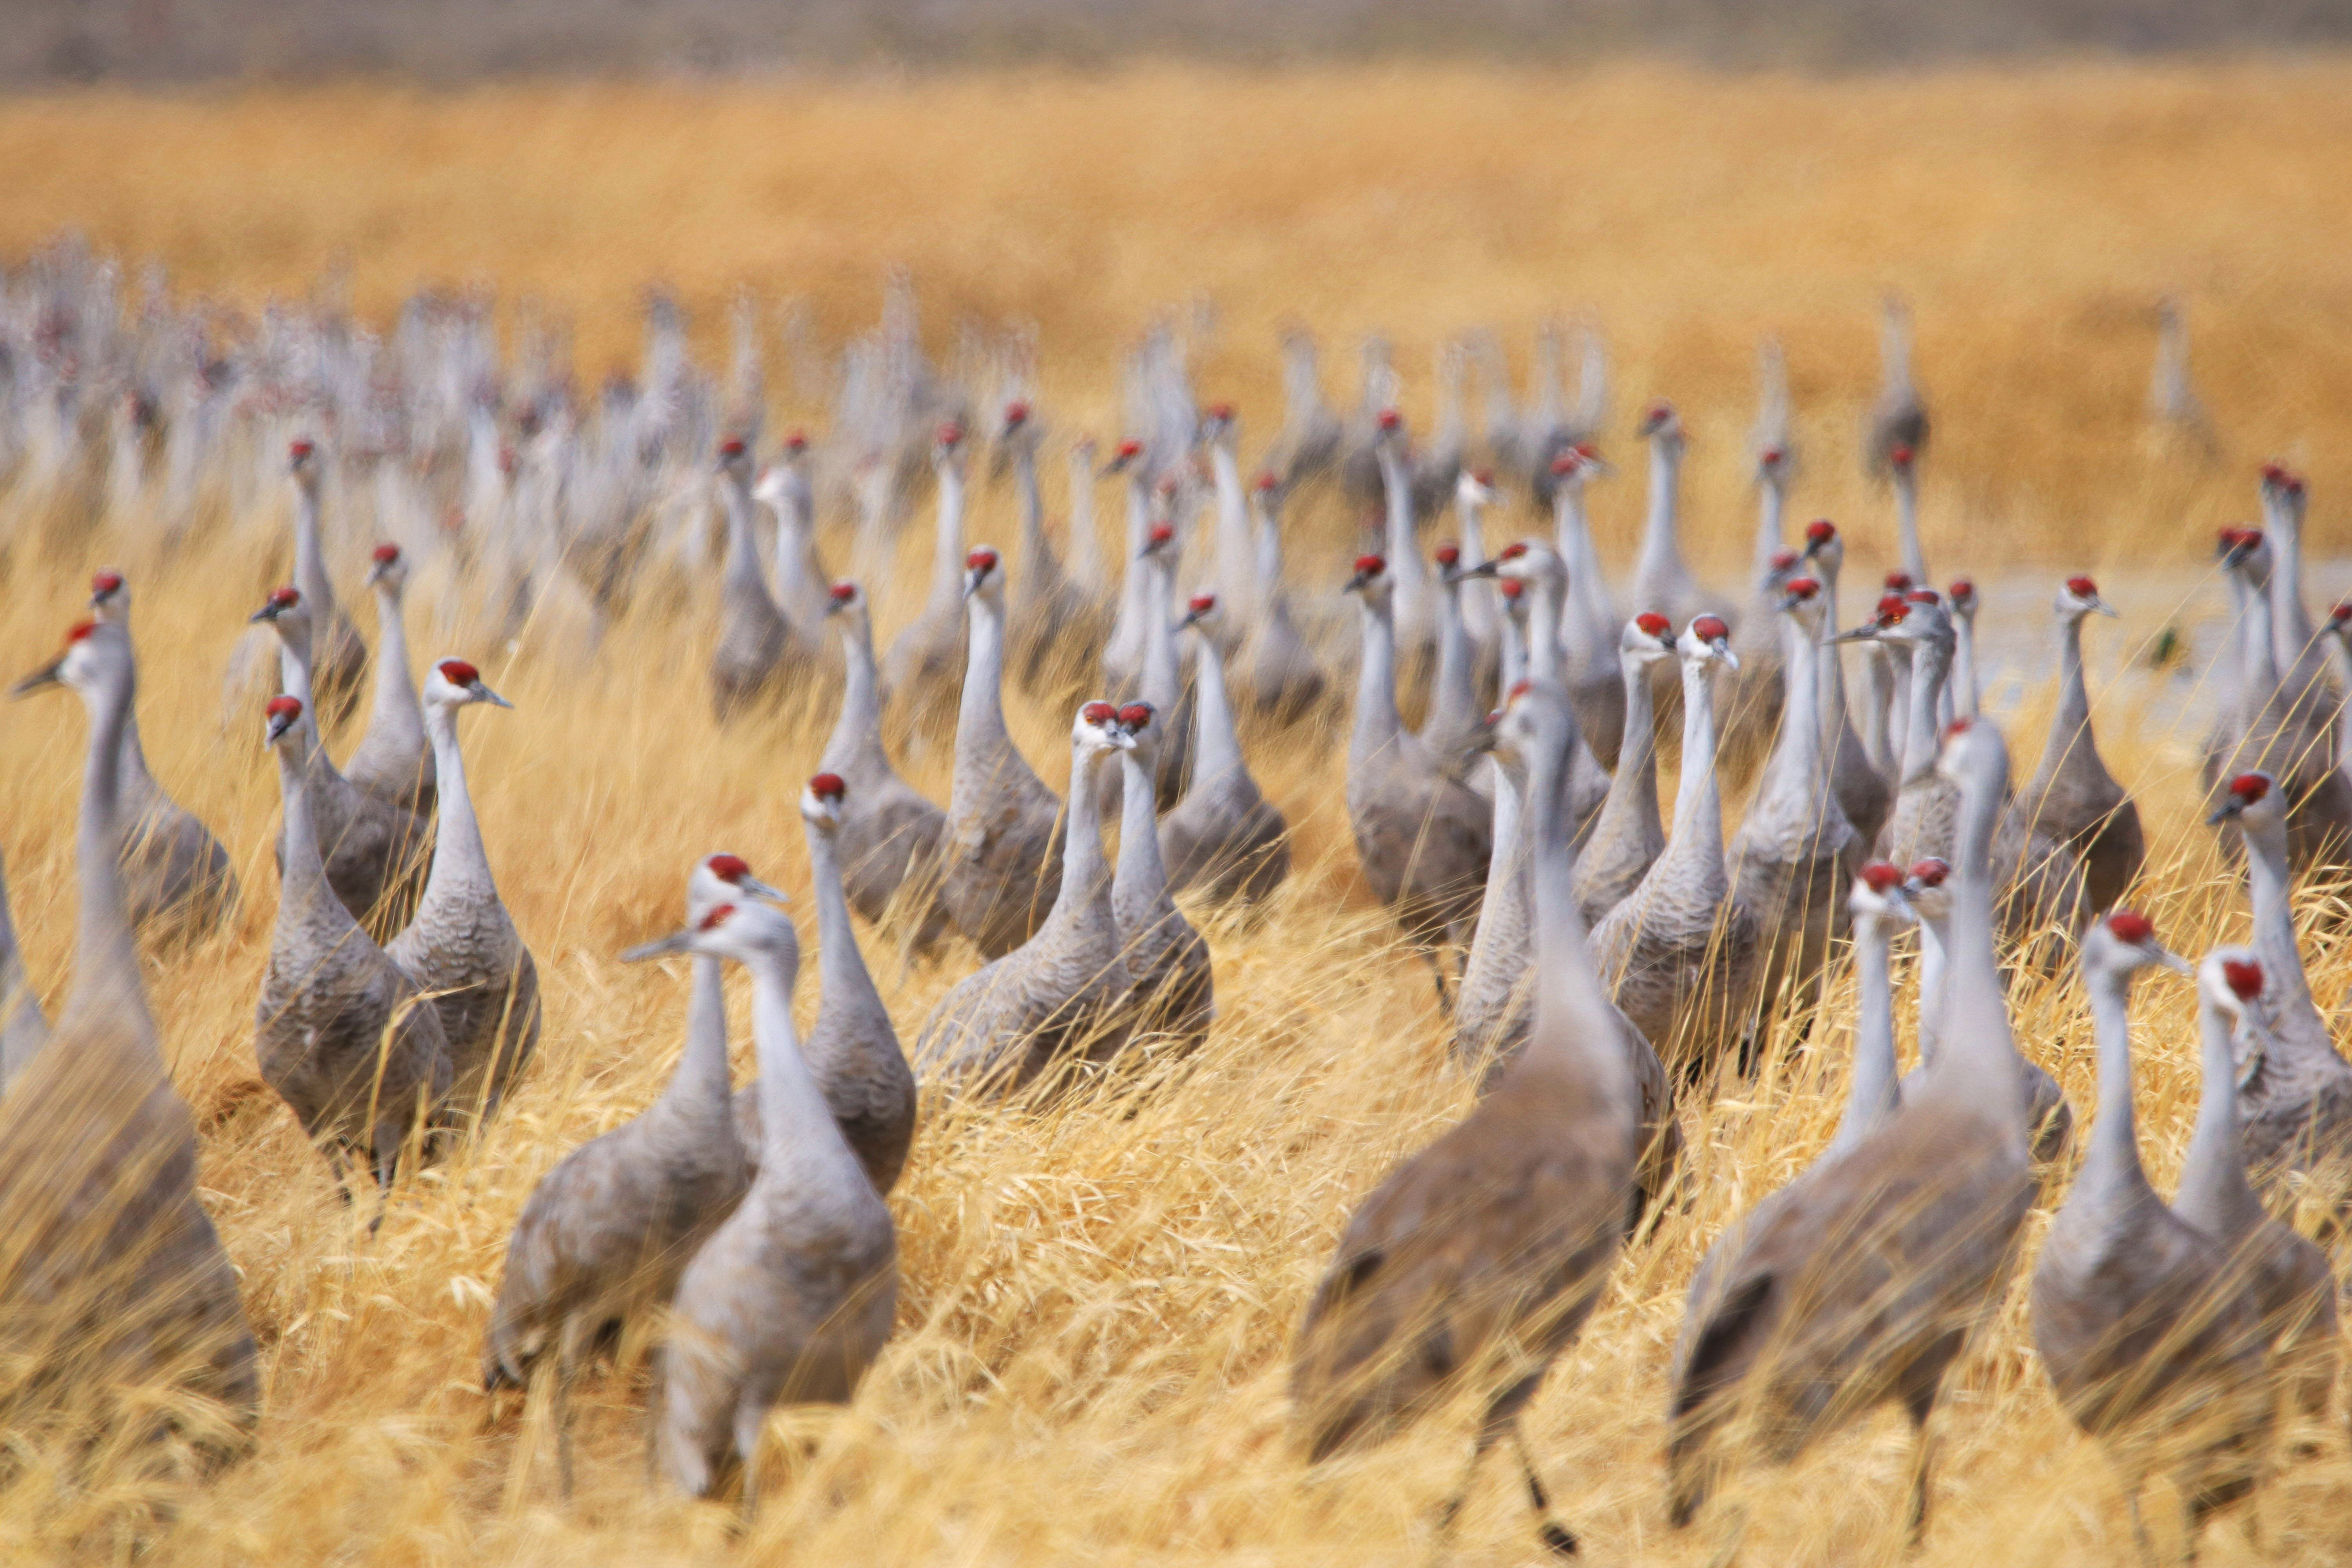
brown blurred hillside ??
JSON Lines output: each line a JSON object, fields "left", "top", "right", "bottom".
{"left": 11, "top": 0, "right": 2352, "bottom": 84}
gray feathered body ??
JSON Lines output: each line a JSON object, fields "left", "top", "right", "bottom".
{"left": 1159, "top": 768, "right": 1289, "bottom": 911}
{"left": 943, "top": 740, "right": 1065, "bottom": 961}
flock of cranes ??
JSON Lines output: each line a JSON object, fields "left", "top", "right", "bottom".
{"left": 3, "top": 235, "right": 2352, "bottom": 1560}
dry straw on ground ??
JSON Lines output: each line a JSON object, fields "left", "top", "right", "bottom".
{"left": 2, "top": 60, "right": 2352, "bottom": 1566}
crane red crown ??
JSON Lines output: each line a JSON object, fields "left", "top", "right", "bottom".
{"left": 1883, "top": 571, "right": 1913, "bottom": 592}
{"left": 719, "top": 437, "right": 746, "bottom": 459}
{"left": 809, "top": 773, "right": 846, "bottom": 800}
{"left": 1875, "top": 595, "right": 1909, "bottom": 622}
{"left": 1377, "top": 408, "right": 1402, "bottom": 431}
{"left": 1761, "top": 445, "right": 1784, "bottom": 465}
{"left": 1549, "top": 451, "right": 1580, "bottom": 476}
{"left": 1499, "top": 579, "right": 1524, "bottom": 601}
{"left": 1189, "top": 593, "right": 1216, "bottom": 614}
{"left": 65, "top": 620, "right": 96, "bottom": 644}
{"left": 1860, "top": 862, "right": 1902, "bottom": 892}
{"left": 967, "top": 547, "right": 1000, "bottom": 572}
{"left": 1635, "top": 612, "right": 1673, "bottom": 637}
{"left": 1891, "top": 444, "right": 1915, "bottom": 466}
{"left": 437, "top": 659, "right": 481, "bottom": 686}
{"left": 1080, "top": 701, "right": 1119, "bottom": 724}
{"left": 1254, "top": 470, "right": 1278, "bottom": 492}
{"left": 1906, "top": 588, "right": 1940, "bottom": 606}
{"left": 1116, "top": 438, "right": 1144, "bottom": 460}
{"left": 289, "top": 438, "right": 314, "bottom": 461}
{"left": 270, "top": 586, "right": 300, "bottom": 608}
{"left": 2229, "top": 773, "right": 2270, "bottom": 802}
{"left": 92, "top": 570, "right": 123, "bottom": 594}
{"left": 783, "top": 429, "right": 808, "bottom": 452}
{"left": 705, "top": 853, "right": 751, "bottom": 882}
{"left": 1805, "top": 519, "right": 1836, "bottom": 546}
{"left": 1944, "top": 717, "right": 1973, "bottom": 738}
{"left": 1948, "top": 578, "right": 1975, "bottom": 603}
{"left": 1770, "top": 549, "right": 1800, "bottom": 572}
{"left": 1206, "top": 401, "right": 1234, "bottom": 421}
{"left": 936, "top": 422, "right": 964, "bottom": 446}
{"left": 2105, "top": 910, "right": 2155, "bottom": 944}
{"left": 1148, "top": 523, "right": 1176, "bottom": 547}
{"left": 1908, "top": 857, "right": 1950, "bottom": 886}
{"left": 2221, "top": 958, "right": 2264, "bottom": 1001}
{"left": 266, "top": 695, "right": 302, "bottom": 719}
{"left": 829, "top": 582, "right": 858, "bottom": 603}
{"left": 1354, "top": 554, "right": 1386, "bottom": 575}
{"left": 1003, "top": 401, "right": 1029, "bottom": 425}
{"left": 2065, "top": 575, "right": 2097, "bottom": 598}
{"left": 1118, "top": 702, "right": 1154, "bottom": 729}
{"left": 1691, "top": 615, "right": 1730, "bottom": 643}
{"left": 1434, "top": 543, "right": 1460, "bottom": 568}
{"left": 1499, "top": 541, "right": 1529, "bottom": 561}
{"left": 1784, "top": 577, "right": 1819, "bottom": 599}
{"left": 1507, "top": 679, "right": 1534, "bottom": 702}
{"left": 373, "top": 543, "right": 401, "bottom": 564}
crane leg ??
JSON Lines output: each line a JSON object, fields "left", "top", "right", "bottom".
{"left": 554, "top": 1319, "right": 588, "bottom": 1500}
{"left": 2127, "top": 1490, "right": 2156, "bottom": 1568}
{"left": 1510, "top": 1424, "right": 1578, "bottom": 1555}
{"left": 734, "top": 1403, "right": 767, "bottom": 1523}
{"left": 1423, "top": 946, "right": 1456, "bottom": 1016}
{"left": 1902, "top": 1385, "right": 1938, "bottom": 1547}
{"left": 1433, "top": 1428, "right": 1497, "bottom": 1556}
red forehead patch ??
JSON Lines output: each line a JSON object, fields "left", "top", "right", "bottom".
{"left": 65, "top": 621, "right": 96, "bottom": 644}
{"left": 1003, "top": 400, "right": 1029, "bottom": 425}
{"left": 1691, "top": 615, "right": 1730, "bottom": 642}
{"left": 2229, "top": 773, "right": 2270, "bottom": 802}
{"left": 1884, "top": 572, "right": 1913, "bottom": 592}
{"left": 2106, "top": 910, "right": 2154, "bottom": 944}
{"left": 1253, "top": 471, "right": 1278, "bottom": 492}
{"left": 1784, "top": 577, "right": 1818, "bottom": 599}
{"left": 1189, "top": 593, "right": 1216, "bottom": 614}
{"left": 967, "top": 547, "right": 1000, "bottom": 571}
{"left": 936, "top": 422, "right": 964, "bottom": 445}
{"left": 719, "top": 437, "right": 746, "bottom": 459}
{"left": 271, "top": 586, "right": 299, "bottom": 607}
{"left": 266, "top": 695, "right": 302, "bottom": 718}
{"left": 1909, "top": 858, "right": 1949, "bottom": 886}
{"left": 2222, "top": 958, "right": 2263, "bottom": 1001}
{"left": 1805, "top": 519, "right": 1836, "bottom": 544}
{"left": 706, "top": 853, "right": 750, "bottom": 882}
{"left": 1376, "top": 408, "right": 1401, "bottom": 430}
{"left": 2065, "top": 575, "right": 2097, "bottom": 597}
{"left": 1434, "top": 543, "right": 1460, "bottom": 567}
{"left": 1118, "top": 702, "right": 1154, "bottom": 727}
{"left": 372, "top": 543, "right": 401, "bottom": 564}
{"left": 1860, "top": 862, "right": 1902, "bottom": 892}
{"left": 809, "top": 773, "right": 846, "bottom": 799}
{"left": 91, "top": 571, "right": 123, "bottom": 593}
{"left": 1635, "top": 612, "right": 1673, "bottom": 637}
{"left": 437, "top": 659, "right": 481, "bottom": 686}
{"left": 829, "top": 582, "right": 857, "bottom": 603}
{"left": 1354, "top": 554, "right": 1386, "bottom": 575}
{"left": 1080, "top": 701, "right": 1118, "bottom": 724}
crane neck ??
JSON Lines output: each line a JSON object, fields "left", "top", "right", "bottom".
{"left": 743, "top": 943, "right": 863, "bottom": 1191}
{"left": 1114, "top": 737, "right": 1174, "bottom": 921}
{"left": 1754, "top": 478, "right": 1786, "bottom": 577}
{"left": 956, "top": 590, "right": 1015, "bottom": 763}
{"left": 1832, "top": 904, "right": 1903, "bottom": 1157}
{"left": 1350, "top": 592, "right": 1403, "bottom": 764}
{"left": 272, "top": 739, "right": 357, "bottom": 946}
{"left": 1209, "top": 446, "right": 1253, "bottom": 612}
{"left": 2045, "top": 611, "right": 2094, "bottom": 773}
{"left": 808, "top": 823, "right": 885, "bottom": 1031}
{"left": 1187, "top": 628, "right": 1244, "bottom": 786}
{"left": 1139, "top": 551, "right": 1180, "bottom": 702}
{"left": 927, "top": 466, "right": 967, "bottom": 613}
{"left": 1894, "top": 470, "right": 1927, "bottom": 584}
{"left": 1897, "top": 632, "right": 1952, "bottom": 786}
{"left": 1524, "top": 572, "right": 1564, "bottom": 686}
{"left": 1949, "top": 613, "right": 1980, "bottom": 721}
{"left": 1641, "top": 436, "right": 1682, "bottom": 570}
{"left": 1377, "top": 450, "right": 1428, "bottom": 609}
{"left": 824, "top": 610, "right": 888, "bottom": 773}
{"left": 1066, "top": 452, "right": 1104, "bottom": 585}
{"left": 719, "top": 471, "right": 764, "bottom": 597}
{"left": 2240, "top": 815, "right": 2321, "bottom": 1034}
{"left": 1251, "top": 497, "right": 1284, "bottom": 588}
{"left": 2077, "top": 959, "right": 2151, "bottom": 1202}
{"left": 1668, "top": 654, "right": 1724, "bottom": 845}
{"left": 420, "top": 698, "right": 495, "bottom": 902}
{"left": 1430, "top": 571, "right": 1475, "bottom": 731}
{"left": 1052, "top": 744, "right": 1117, "bottom": 921}
{"left": 292, "top": 480, "right": 334, "bottom": 617}
{"left": 2271, "top": 505, "right": 2316, "bottom": 667}
{"left": 370, "top": 581, "right": 423, "bottom": 740}
{"left": 1923, "top": 736, "right": 2028, "bottom": 1138}
{"left": 59, "top": 650, "right": 153, "bottom": 1049}
{"left": 1613, "top": 647, "right": 1661, "bottom": 829}
{"left": 1915, "top": 910, "right": 1949, "bottom": 1071}
{"left": 657, "top": 954, "right": 734, "bottom": 1119}
{"left": 1514, "top": 691, "right": 1635, "bottom": 1123}
{"left": 1013, "top": 445, "right": 1047, "bottom": 556}
{"left": 2238, "top": 567, "right": 2281, "bottom": 699}
{"left": 2174, "top": 984, "right": 2264, "bottom": 1234}
{"left": 1499, "top": 613, "right": 1528, "bottom": 691}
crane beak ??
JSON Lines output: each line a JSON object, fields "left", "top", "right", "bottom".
{"left": 739, "top": 874, "right": 790, "bottom": 903}
{"left": 467, "top": 681, "right": 514, "bottom": 710}
{"left": 621, "top": 929, "right": 695, "bottom": 962}
{"left": 1455, "top": 559, "right": 1503, "bottom": 581}
{"left": 2205, "top": 799, "right": 2246, "bottom": 826}
{"left": 9, "top": 658, "right": 64, "bottom": 698}
{"left": 365, "top": 560, "right": 392, "bottom": 588}
{"left": 2091, "top": 597, "right": 2119, "bottom": 619}
{"left": 2154, "top": 946, "right": 2194, "bottom": 975}
{"left": 266, "top": 710, "right": 300, "bottom": 745}
{"left": 1829, "top": 623, "right": 1882, "bottom": 644}
{"left": 249, "top": 600, "right": 286, "bottom": 624}
{"left": 1713, "top": 646, "right": 1741, "bottom": 671}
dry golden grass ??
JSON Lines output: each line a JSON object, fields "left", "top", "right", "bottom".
{"left": 2, "top": 59, "right": 2352, "bottom": 1566}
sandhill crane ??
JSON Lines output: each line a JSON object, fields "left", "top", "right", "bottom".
{"left": 917, "top": 703, "right": 1135, "bottom": 1096}
{"left": 1343, "top": 553, "right": 1492, "bottom": 1009}
{"left": 385, "top": 659, "right": 542, "bottom": 1121}
{"left": 710, "top": 437, "right": 794, "bottom": 721}
{"left": 1292, "top": 677, "right": 1639, "bottom": 1557}
{"left": 885, "top": 423, "right": 974, "bottom": 742}
{"left": 1372, "top": 409, "right": 1439, "bottom": 670}
{"left": 1160, "top": 594, "right": 1289, "bottom": 910}
{"left": 998, "top": 401, "right": 1096, "bottom": 694}
{"left": 2174, "top": 945, "right": 2342, "bottom": 1452}
{"left": 343, "top": 544, "right": 436, "bottom": 820}
{"left": 1898, "top": 855, "right": 2073, "bottom": 1165}
{"left": 1100, "top": 439, "right": 1156, "bottom": 697}
{"left": 2030, "top": 915, "right": 2271, "bottom": 1559}
{"left": 1266, "top": 328, "right": 1341, "bottom": 490}
{"left": 1837, "top": 593, "right": 2089, "bottom": 967}
{"left": 1667, "top": 717, "right": 2036, "bottom": 1544}
{"left": 1571, "top": 615, "right": 1673, "bottom": 925}
{"left": 258, "top": 692, "right": 453, "bottom": 1194}
{"left": 735, "top": 778, "right": 918, "bottom": 1195}
{"left": 1127, "top": 514, "right": 1196, "bottom": 810}
{"left": 1724, "top": 349, "right": 1796, "bottom": 774}
{"left": 1238, "top": 472, "right": 1327, "bottom": 723}
{"left": 1732, "top": 575, "right": 1866, "bottom": 1015}
{"left": 2, "top": 619, "right": 259, "bottom": 1463}
{"left": 1593, "top": 617, "right": 1761, "bottom": 1080}
{"left": 2260, "top": 465, "right": 2329, "bottom": 712}
{"left": 2203, "top": 771, "right": 2352, "bottom": 1202}
{"left": 81, "top": 570, "right": 241, "bottom": 940}
{"left": 2016, "top": 576, "right": 2144, "bottom": 915}
{"left": 942, "top": 546, "right": 1065, "bottom": 959}
{"left": 287, "top": 437, "right": 368, "bottom": 728}
{"left": 1673, "top": 864, "right": 1914, "bottom": 1458}
{"left": 1452, "top": 469, "right": 1503, "bottom": 657}
{"left": 2149, "top": 298, "right": 2218, "bottom": 455}
{"left": 1945, "top": 577, "right": 1982, "bottom": 720}
{"left": 815, "top": 581, "right": 953, "bottom": 956}
{"left": 1109, "top": 702, "right": 1213, "bottom": 1054}
{"left": 2211, "top": 529, "right": 2352, "bottom": 871}
{"left": 1423, "top": 541, "right": 1490, "bottom": 778}
{"left": 484, "top": 853, "right": 777, "bottom": 1494}
{"left": 1201, "top": 402, "right": 1261, "bottom": 630}
{"left": 1462, "top": 541, "right": 1609, "bottom": 838}
{"left": 1060, "top": 434, "right": 1116, "bottom": 645}
{"left": 253, "top": 586, "right": 430, "bottom": 938}
{"left": 1548, "top": 448, "right": 1627, "bottom": 768}
{"left": 641, "top": 898, "right": 897, "bottom": 1516}
{"left": 1797, "top": 521, "right": 1893, "bottom": 847}
{"left": 1632, "top": 403, "right": 1731, "bottom": 635}
{"left": 1865, "top": 297, "right": 1930, "bottom": 485}
{"left": 753, "top": 432, "right": 835, "bottom": 648}
{"left": 0, "top": 850, "right": 45, "bottom": 1089}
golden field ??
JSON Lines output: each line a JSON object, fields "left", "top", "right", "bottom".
{"left": 3, "top": 60, "right": 2352, "bottom": 1566}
